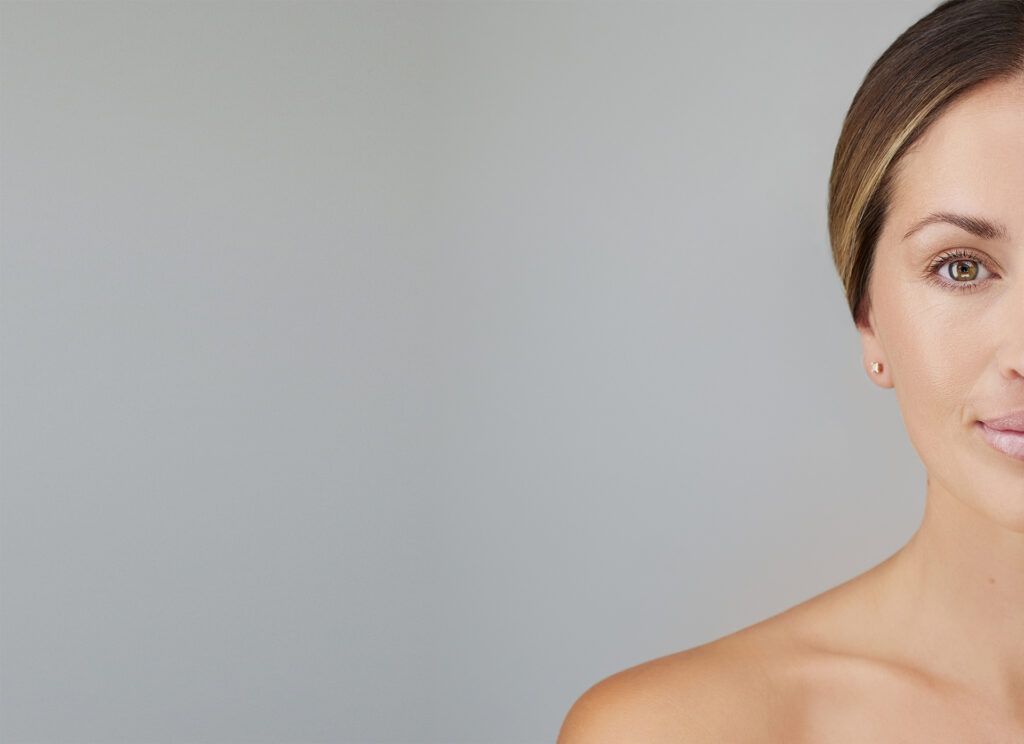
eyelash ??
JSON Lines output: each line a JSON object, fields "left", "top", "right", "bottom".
{"left": 923, "top": 249, "right": 997, "bottom": 295}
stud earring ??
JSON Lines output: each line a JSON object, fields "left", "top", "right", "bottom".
{"left": 871, "top": 361, "right": 883, "bottom": 374}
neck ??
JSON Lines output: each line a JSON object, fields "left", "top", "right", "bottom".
{"left": 881, "top": 476, "right": 1024, "bottom": 709}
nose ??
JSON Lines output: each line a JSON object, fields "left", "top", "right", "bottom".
{"left": 997, "top": 305, "right": 1024, "bottom": 381}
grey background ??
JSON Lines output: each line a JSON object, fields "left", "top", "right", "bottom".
{"left": 1, "top": 1, "right": 936, "bottom": 741}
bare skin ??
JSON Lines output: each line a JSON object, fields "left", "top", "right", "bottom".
{"left": 558, "top": 73, "right": 1024, "bottom": 742}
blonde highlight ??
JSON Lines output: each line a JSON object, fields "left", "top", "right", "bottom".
{"left": 828, "top": 0, "right": 1024, "bottom": 329}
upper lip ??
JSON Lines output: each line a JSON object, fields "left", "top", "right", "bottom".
{"left": 979, "top": 410, "right": 1024, "bottom": 433}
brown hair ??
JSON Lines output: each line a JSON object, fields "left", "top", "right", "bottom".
{"left": 828, "top": 0, "right": 1024, "bottom": 330}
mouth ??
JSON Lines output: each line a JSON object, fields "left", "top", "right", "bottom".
{"left": 975, "top": 421, "right": 1024, "bottom": 462}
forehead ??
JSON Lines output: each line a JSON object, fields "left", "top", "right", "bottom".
{"left": 889, "top": 76, "right": 1024, "bottom": 225}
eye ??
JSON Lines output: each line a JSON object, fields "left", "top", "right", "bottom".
{"left": 924, "top": 249, "right": 997, "bottom": 294}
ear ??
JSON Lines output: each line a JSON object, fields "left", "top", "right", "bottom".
{"left": 857, "top": 305, "right": 892, "bottom": 389}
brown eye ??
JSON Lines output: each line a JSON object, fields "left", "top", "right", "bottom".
{"left": 948, "top": 259, "right": 979, "bottom": 281}
{"left": 927, "top": 249, "right": 995, "bottom": 294}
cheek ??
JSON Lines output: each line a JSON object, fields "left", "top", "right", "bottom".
{"left": 873, "top": 271, "right": 1024, "bottom": 528}
{"left": 894, "top": 308, "right": 1024, "bottom": 532}
{"left": 887, "top": 301, "right": 981, "bottom": 438}
{"left": 872, "top": 263, "right": 993, "bottom": 431}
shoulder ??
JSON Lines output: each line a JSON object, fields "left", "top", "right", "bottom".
{"left": 555, "top": 567, "right": 911, "bottom": 744}
{"left": 556, "top": 629, "right": 801, "bottom": 743}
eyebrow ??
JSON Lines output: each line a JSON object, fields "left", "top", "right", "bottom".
{"left": 902, "top": 211, "right": 1011, "bottom": 242}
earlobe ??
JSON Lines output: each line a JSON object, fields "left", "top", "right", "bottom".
{"left": 859, "top": 330, "right": 891, "bottom": 386}
{"left": 865, "top": 357, "right": 892, "bottom": 388}
{"left": 857, "top": 310, "right": 891, "bottom": 387}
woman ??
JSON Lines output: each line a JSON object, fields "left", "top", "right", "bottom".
{"left": 558, "top": 0, "right": 1024, "bottom": 740}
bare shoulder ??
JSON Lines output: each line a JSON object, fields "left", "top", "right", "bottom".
{"left": 556, "top": 561, "right": 921, "bottom": 743}
{"left": 556, "top": 625, "right": 803, "bottom": 743}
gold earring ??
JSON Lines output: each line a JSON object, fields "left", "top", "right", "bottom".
{"left": 871, "top": 361, "right": 883, "bottom": 374}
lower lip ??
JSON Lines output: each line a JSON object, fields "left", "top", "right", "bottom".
{"left": 976, "top": 421, "right": 1024, "bottom": 462}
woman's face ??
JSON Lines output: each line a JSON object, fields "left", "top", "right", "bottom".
{"left": 861, "top": 74, "right": 1024, "bottom": 532}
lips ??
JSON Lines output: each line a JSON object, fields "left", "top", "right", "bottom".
{"left": 977, "top": 421, "right": 1024, "bottom": 462}
{"left": 979, "top": 409, "right": 1024, "bottom": 433}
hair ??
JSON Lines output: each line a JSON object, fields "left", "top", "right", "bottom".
{"left": 828, "top": 0, "right": 1024, "bottom": 330}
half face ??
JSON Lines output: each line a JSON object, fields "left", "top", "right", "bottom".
{"left": 860, "top": 73, "right": 1024, "bottom": 532}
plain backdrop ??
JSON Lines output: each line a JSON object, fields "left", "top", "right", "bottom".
{"left": 1, "top": 0, "right": 939, "bottom": 742}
